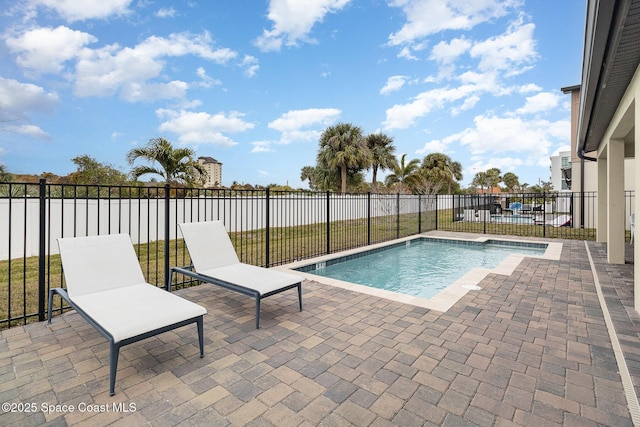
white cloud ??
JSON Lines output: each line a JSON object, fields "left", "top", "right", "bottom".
{"left": 388, "top": 0, "right": 519, "bottom": 46}
{"left": 254, "top": 0, "right": 352, "bottom": 52}
{"left": 73, "top": 31, "right": 237, "bottom": 101}
{"left": 241, "top": 55, "right": 260, "bottom": 77}
{"left": 420, "top": 110, "right": 570, "bottom": 185}
{"left": 451, "top": 95, "right": 480, "bottom": 115}
{"left": 518, "top": 83, "right": 541, "bottom": 93}
{"left": 0, "top": 77, "right": 57, "bottom": 139}
{"left": 397, "top": 46, "right": 418, "bottom": 60}
{"left": 251, "top": 141, "right": 273, "bottom": 153}
{"left": 467, "top": 157, "right": 524, "bottom": 178}
{"left": 30, "top": 0, "right": 133, "bottom": 21}
{"left": 430, "top": 37, "right": 471, "bottom": 64}
{"left": 469, "top": 18, "right": 536, "bottom": 74}
{"left": 383, "top": 84, "right": 477, "bottom": 129}
{"left": 195, "top": 67, "right": 222, "bottom": 88}
{"left": 269, "top": 108, "right": 342, "bottom": 137}
{"left": 416, "top": 132, "right": 461, "bottom": 156}
{"left": 6, "top": 26, "right": 97, "bottom": 74}
{"left": 268, "top": 108, "right": 341, "bottom": 144}
{"left": 515, "top": 91, "right": 561, "bottom": 115}
{"left": 452, "top": 114, "right": 570, "bottom": 170}
{"left": 120, "top": 80, "right": 189, "bottom": 102}
{"left": 416, "top": 139, "right": 448, "bottom": 155}
{"left": 7, "top": 27, "right": 237, "bottom": 102}
{"left": 380, "top": 75, "right": 407, "bottom": 95}
{"left": 156, "top": 109, "right": 254, "bottom": 146}
{"left": 0, "top": 77, "right": 59, "bottom": 114}
{"left": 3, "top": 124, "right": 51, "bottom": 139}
{"left": 383, "top": 14, "right": 540, "bottom": 131}
{"left": 156, "top": 7, "right": 176, "bottom": 18}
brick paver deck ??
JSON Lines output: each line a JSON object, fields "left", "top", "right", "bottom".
{"left": 1, "top": 232, "right": 638, "bottom": 426}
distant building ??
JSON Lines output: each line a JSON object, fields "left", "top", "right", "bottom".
{"left": 476, "top": 186, "right": 501, "bottom": 194}
{"left": 550, "top": 150, "right": 572, "bottom": 191}
{"left": 197, "top": 156, "right": 222, "bottom": 188}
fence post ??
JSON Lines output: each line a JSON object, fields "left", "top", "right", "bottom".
{"left": 418, "top": 194, "right": 422, "bottom": 234}
{"left": 326, "top": 191, "right": 331, "bottom": 254}
{"left": 265, "top": 188, "right": 270, "bottom": 267}
{"left": 436, "top": 195, "right": 439, "bottom": 230}
{"left": 483, "top": 194, "right": 487, "bottom": 234}
{"left": 396, "top": 193, "right": 400, "bottom": 239}
{"left": 38, "top": 178, "right": 46, "bottom": 321}
{"left": 543, "top": 192, "right": 546, "bottom": 238}
{"left": 164, "top": 184, "right": 170, "bottom": 290}
{"left": 367, "top": 192, "right": 371, "bottom": 246}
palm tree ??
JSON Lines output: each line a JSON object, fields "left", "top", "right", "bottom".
{"left": 317, "top": 123, "right": 370, "bottom": 193}
{"left": 485, "top": 168, "right": 502, "bottom": 190}
{"left": 384, "top": 154, "right": 420, "bottom": 193}
{"left": 0, "top": 164, "right": 13, "bottom": 183}
{"left": 127, "top": 137, "right": 207, "bottom": 186}
{"left": 366, "top": 133, "right": 397, "bottom": 189}
{"left": 300, "top": 166, "right": 317, "bottom": 190}
{"left": 421, "top": 153, "right": 462, "bottom": 194}
{"left": 502, "top": 172, "right": 520, "bottom": 192}
{"left": 472, "top": 171, "right": 490, "bottom": 192}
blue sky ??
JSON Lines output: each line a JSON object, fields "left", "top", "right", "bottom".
{"left": 0, "top": 0, "right": 585, "bottom": 188}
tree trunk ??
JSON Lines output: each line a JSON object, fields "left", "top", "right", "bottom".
{"left": 341, "top": 164, "right": 347, "bottom": 193}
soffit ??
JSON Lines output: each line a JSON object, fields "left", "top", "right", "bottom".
{"left": 581, "top": 0, "right": 640, "bottom": 153}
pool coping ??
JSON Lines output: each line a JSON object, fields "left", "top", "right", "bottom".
{"left": 278, "top": 233, "right": 563, "bottom": 312}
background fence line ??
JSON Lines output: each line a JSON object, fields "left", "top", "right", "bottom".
{"left": 0, "top": 185, "right": 450, "bottom": 261}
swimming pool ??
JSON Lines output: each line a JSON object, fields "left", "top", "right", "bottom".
{"left": 293, "top": 237, "right": 547, "bottom": 300}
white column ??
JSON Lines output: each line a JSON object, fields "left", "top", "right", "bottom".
{"left": 597, "top": 154, "right": 608, "bottom": 243}
{"left": 607, "top": 139, "right": 625, "bottom": 264}
{"left": 635, "top": 86, "right": 640, "bottom": 312}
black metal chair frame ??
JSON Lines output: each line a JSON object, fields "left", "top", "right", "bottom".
{"left": 48, "top": 287, "right": 204, "bottom": 396}
{"left": 170, "top": 265, "right": 302, "bottom": 329}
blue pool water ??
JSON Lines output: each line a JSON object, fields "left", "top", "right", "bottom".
{"left": 297, "top": 239, "right": 546, "bottom": 299}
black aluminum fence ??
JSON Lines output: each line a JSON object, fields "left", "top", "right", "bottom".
{"left": 440, "top": 191, "right": 614, "bottom": 240}
{"left": 0, "top": 181, "right": 632, "bottom": 329}
{"left": 0, "top": 181, "right": 436, "bottom": 328}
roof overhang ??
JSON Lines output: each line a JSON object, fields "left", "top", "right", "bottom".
{"left": 578, "top": 0, "right": 640, "bottom": 154}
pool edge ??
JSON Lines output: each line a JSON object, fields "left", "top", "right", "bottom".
{"left": 276, "top": 233, "right": 563, "bottom": 313}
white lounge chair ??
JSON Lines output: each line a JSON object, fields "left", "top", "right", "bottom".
{"left": 172, "top": 221, "right": 303, "bottom": 329}
{"left": 48, "top": 234, "right": 207, "bottom": 396}
{"left": 545, "top": 215, "right": 572, "bottom": 227}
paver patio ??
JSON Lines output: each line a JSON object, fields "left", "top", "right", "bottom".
{"left": 0, "top": 231, "right": 638, "bottom": 426}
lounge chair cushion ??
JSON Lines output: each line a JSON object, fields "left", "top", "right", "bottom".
{"left": 198, "top": 263, "right": 303, "bottom": 296}
{"left": 58, "top": 234, "right": 147, "bottom": 299}
{"left": 179, "top": 221, "right": 240, "bottom": 271}
{"left": 71, "top": 283, "right": 207, "bottom": 343}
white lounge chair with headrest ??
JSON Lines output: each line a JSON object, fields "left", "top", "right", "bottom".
{"left": 48, "top": 234, "right": 207, "bottom": 396}
{"left": 172, "top": 221, "right": 303, "bottom": 329}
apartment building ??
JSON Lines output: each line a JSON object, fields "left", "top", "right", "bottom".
{"left": 549, "top": 150, "right": 572, "bottom": 191}
{"left": 197, "top": 156, "right": 222, "bottom": 188}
